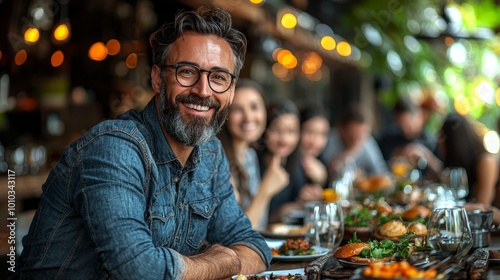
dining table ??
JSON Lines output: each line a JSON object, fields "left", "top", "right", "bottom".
{"left": 264, "top": 232, "right": 500, "bottom": 279}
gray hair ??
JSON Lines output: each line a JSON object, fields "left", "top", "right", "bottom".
{"left": 149, "top": 7, "right": 247, "bottom": 77}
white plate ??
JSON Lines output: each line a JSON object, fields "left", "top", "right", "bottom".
{"left": 232, "top": 268, "right": 305, "bottom": 279}
{"left": 267, "top": 240, "right": 329, "bottom": 262}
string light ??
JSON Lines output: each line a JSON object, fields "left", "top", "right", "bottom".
{"left": 337, "top": 41, "right": 352, "bottom": 57}
{"left": 15, "top": 50, "right": 28, "bottom": 65}
{"left": 281, "top": 13, "right": 297, "bottom": 29}
{"left": 24, "top": 27, "right": 40, "bottom": 44}
{"left": 126, "top": 53, "right": 137, "bottom": 68}
{"left": 88, "top": 42, "right": 107, "bottom": 61}
{"left": 320, "top": 36, "right": 336, "bottom": 51}
{"left": 106, "top": 39, "right": 121, "bottom": 55}
{"left": 53, "top": 23, "right": 70, "bottom": 42}
{"left": 51, "top": 50, "right": 64, "bottom": 67}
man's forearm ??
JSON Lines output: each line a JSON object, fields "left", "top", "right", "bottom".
{"left": 231, "top": 245, "right": 267, "bottom": 274}
{"left": 182, "top": 244, "right": 241, "bottom": 280}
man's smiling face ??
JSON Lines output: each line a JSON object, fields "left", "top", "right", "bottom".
{"left": 153, "top": 32, "right": 236, "bottom": 146}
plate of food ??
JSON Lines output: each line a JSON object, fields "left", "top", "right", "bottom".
{"left": 350, "top": 261, "right": 444, "bottom": 280}
{"left": 233, "top": 268, "right": 304, "bottom": 280}
{"left": 259, "top": 223, "right": 307, "bottom": 239}
{"left": 334, "top": 235, "right": 415, "bottom": 268}
{"left": 268, "top": 238, "right": 329, "bottom": 262}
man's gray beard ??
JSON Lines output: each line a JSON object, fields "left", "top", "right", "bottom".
{"left": 158, "top": 81, "right": 228, "bottom": 146}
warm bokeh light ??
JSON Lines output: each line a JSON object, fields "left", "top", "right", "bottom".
{"left": 281, "top": 53, "right": 297, "bottom": 69}
{"left": 281, "top": 13, "right": 297, "bottom": 29}
{"left": 51, "top": 50, "right": 64, "bottom": 67}
{"left": 249, "top": 0, "right": 263, "bottom": 4}
{"left": 0, "top": 50, "right": 2, "bottom": 61}
{"left": 272, "top": 48, "right": 283, "bottom": 61}
{"left": 53, "top": 23, "right": 70, "bottom": 41}
{"left": 24, "top": 27, "right": 40, "bottom": 43}
{"left": 337, "top": 41, "right": 352, "bottom": 56}
{"left": 483, "top": 131, "right": 500, "bottom": 154}
{"left": 126, "top": 53, "right": 138, "bottom": 68}
{"left": 301, "top": 52, "right": 322, "bottom": 75}
{"left": 454, "top": 94, "right": 470, "bottom": 115}
{"left": 306, "top": 69, "right": 323, "bottom": 81}
{"left": 106, "top": 39, "right": 121, "bottom": 55}
{"left": 320, "top": 36, "right": 336, "bottom": 51}
{"left": 14, "top": 50, "right": 27, "bottom": 65}
{"left": 272, "top": 63, "right": 288, "bottom": 78}
{"left": 88, "top": 42, "right": 107, "bottom": 61}
{"left": 276, "top": 49, "right": 292, "bottom": 64}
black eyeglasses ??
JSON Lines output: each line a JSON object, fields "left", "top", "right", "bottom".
{"left": 162, "top": 63, "right": 236, "bottom": 93}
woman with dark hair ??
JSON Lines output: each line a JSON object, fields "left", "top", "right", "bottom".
{"left": 438, "top": 113, "right": 498, "bottom": 204}
{"left": 257, "top": 100, "right": 313, "bottom": 223}
{"left": 218, "top": 79, "right": 289, "bottom": 228}
{"left": 412, "top": 113, "right": 498, "bottom": 205}
{"left": 298, "top": 104, "right": 330, "bottom": 200}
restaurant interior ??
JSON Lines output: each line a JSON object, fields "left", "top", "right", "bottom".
{"left": 2, "top": 0, "right": 500, "bottom": 278}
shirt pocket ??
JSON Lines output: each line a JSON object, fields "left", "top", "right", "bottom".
{"left": 186, "top": 197, "right": 218, "bottom": 249}
{"left": 148, "top": 205, "right": 175, "bottom": 247}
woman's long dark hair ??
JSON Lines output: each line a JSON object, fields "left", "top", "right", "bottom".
{"left": 440, "top": 113, "right": 486, "bottom": 190}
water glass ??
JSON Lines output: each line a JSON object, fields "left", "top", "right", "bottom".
{"left": 441, "top": 167, "right": 469, "bottom": 204}
{"left": 304, "top": 201, "right": 344, "bottom": 251}
{"left": 427, "top": 207, "right": 473, "bottom": 258}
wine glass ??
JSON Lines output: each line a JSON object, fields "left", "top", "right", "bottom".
{"left": 305, "top": 202, "right": 344, "bottom": 251}
{"left": 441, "top": 167, "right": 469, "bottom": 204}
{"left": 427, "top": 207, "right": 473, "bottom": 259}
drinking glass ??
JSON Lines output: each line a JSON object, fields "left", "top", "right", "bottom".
{"left": 441, "top": 167, "right": 469, "bottom": 204}
{"left": 427, "top": 207, "right": 473, "bottom": 259}
{"left": 304, "top": 201, "right": 344, "bottom": 251}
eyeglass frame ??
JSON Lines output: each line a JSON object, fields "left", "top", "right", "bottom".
{"left": 161, "top": 63, "right": 236, "bottom": 93}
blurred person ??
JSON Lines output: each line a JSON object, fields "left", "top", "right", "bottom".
{"left": 378, "top": 97, "right": 439, "bottom": 162}
{"left": 257, "top": 100, "right": 310, "bottom": 223}
{"left": 409, "top": 113, "right": 498, "bottom": 205}
{"left": 12, "top": 8, "right": 270, "bottom": 280}
{"left": 218, "top": 79, "right": 289, "bottom": 229}
{"left": 319, "top": 103, "right": 389, "bottom": 179}
{"left": 298, "top": 104, "right": 330, "bottom": 201}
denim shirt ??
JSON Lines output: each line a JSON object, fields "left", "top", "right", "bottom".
{"left": 14, "top": 99, "right": 272, "bottom": 280}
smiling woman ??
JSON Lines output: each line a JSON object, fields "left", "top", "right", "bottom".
{"left": 218, "top": 79, "right": 289, "bottom": 229}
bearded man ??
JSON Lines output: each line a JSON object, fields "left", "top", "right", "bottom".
{"left": 12, "top": 8, "right": 271, "bottom": 280}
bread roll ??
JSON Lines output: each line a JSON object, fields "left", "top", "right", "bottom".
{"left": 407, "top": 222, "right": 428, "bottom": 236}
{"left": 378, "top": 220, "right": 407, "bottom": 237}
{"left": 402, "top": 205, "right": 431, "bottom": 221}
{"left": 334, "top": 243, "right": 370, "bottom": 259}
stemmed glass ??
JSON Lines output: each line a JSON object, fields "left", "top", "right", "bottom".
{"left": 427, "top": 207, "right": 473, "bottom": 259}
{"left": 441, "top": 167, "right": 469, "bottom": 204}
{"left": 304, "top": 202, "right": 344, "bottom": 251}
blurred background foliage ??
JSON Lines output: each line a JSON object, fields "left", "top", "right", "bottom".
{"left": 338, "top": 0, "right": 500, "bottom": 130}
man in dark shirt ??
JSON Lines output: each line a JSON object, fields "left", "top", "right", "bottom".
{"left": 378, "top": 98, "right": 439, "bottom": 162}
